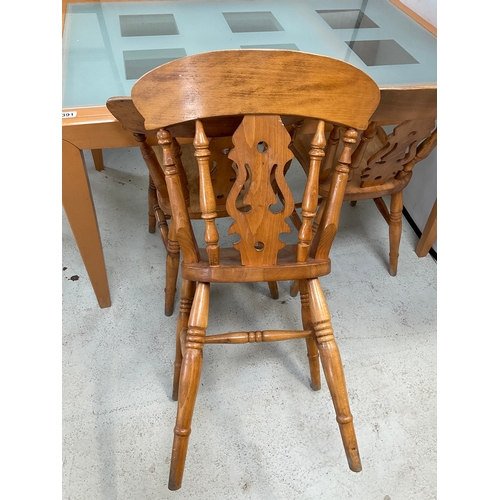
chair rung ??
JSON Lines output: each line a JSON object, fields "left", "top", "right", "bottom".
{"left": 204, "top": 329, "right": 313, "bottom": 344}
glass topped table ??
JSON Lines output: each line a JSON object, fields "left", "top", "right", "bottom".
{"left": 62, "top": 0, "right": 437, "bottom": 307}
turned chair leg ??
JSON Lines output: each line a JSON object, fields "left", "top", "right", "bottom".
{"left": 307, "top": 278, "right": 361, "bottom": 472}
{"left": 267, "top": 281, "right": 279, "bottom": 299}
{"left": 290, "top": 279, "right": 300, "bottom": 297}
{"left": 169, "top": 282, "right": 209, "bottom": 491}
{"left": 91, "top": 149, "right": 104, "bottom": 172}
{"left": 299, "top": 280, "right": 321, "bottom": 391}
{"left": 148, "top": 175, "right": 157, "bottom": 234}
{"left": 172, "top": 279, "right": 197, "bottom": 402}
{"left": 165, "top": 221, "right": 180, "bottom": 317}
{"left": 388, "top": 192, "right": 403, "bottom": 276}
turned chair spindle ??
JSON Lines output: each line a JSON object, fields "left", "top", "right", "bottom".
{"left": 194, "top": 120, "right": 220, "bottom": 266}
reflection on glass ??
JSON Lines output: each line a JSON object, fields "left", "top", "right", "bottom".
{"left": 223, "top": 11, "right": 284, "bottom": 32}
{"left": 240, "top": 43, "right": 299, "bottom": 50}
{"left": 123, "top": 48, "right": 187, "bottom": 79}
{"left": 120, "top": 14, "right": 179, "bottom": 37}
{"left": 317, "top": 9, "right": 378, "bottom": 29}
{"left": 347, "top": 40, "right": 419, "bottom": 66}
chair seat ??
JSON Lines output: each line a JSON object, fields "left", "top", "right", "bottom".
{"left": 182, "top": 245, "right": 331, "bottom": 283}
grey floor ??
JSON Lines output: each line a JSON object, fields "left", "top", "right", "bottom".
{"left": 62, "top": 147, "right": 437, "bottom": 500}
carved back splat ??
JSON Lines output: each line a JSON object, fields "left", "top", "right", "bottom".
{"left": 226, "top": 115, "right": 294, "bottom": 266}
{"left": 359, "top": 118, "right": 436, "bottom": 187}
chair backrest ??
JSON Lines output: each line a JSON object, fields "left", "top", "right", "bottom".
{"left": 354, "top": 119, "right": 436, "bottom": 188}
{"left": 131, "top": 50, "right": 380, "bottom": 267}
{"left": 290, "top": 117, "right": 436, "bottom": 201}
{"left": 327, "top": 119, "right": 436, "bottom": 198}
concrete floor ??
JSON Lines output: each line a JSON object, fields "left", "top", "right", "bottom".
{"left": 62, "top": 147, "right": 437, "bottom": 500}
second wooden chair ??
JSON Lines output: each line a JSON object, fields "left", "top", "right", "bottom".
{"left": 106, "top": 99, "right": 280, "bottom": 315}
{"left": 290, "top": 117, "right": 437, "bottom": 283}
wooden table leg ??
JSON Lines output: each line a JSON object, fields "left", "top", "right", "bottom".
{"left": 415, "top": 199, "right": 437, "bottom": 257}
{"left": 62, "top": 139, "right": 111, "bottom": 308}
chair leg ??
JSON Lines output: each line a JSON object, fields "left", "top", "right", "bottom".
{"left": 307, "top": 278, "right": 361, "bottom": 472}
{"left": 172, "top": 279, "right": 197, "bottom": 402}
{"left": 148, "top": 175, "right": 157, "bottom": 234}
{"left": 268, "top": 281, "right": 279, "bottom": 299}
{"left": 373, "top": 197, "right": 390, "bottom": 225}
{"left": 290, "top": 280, "right": 300, "bottom": 297}
{"left": 388, "top": 191, "right": 403, "bottom": 276}
{"left": 91, "top": 149, "right": 104, "bottom": 172}
{"left": 169, "top": 282, "right": 209, "bottom": 491}
{"left": 415, "top": 198, "right": 437, "bottom": 257}
{"left": 165, "top": 221, "right": 180, "bottom": 317}
{"left": 299, "top": 280, "right": 321, "bottom": 391}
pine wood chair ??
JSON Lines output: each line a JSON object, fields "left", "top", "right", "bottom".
{"left": 106, "top": 98, "right": 280, "bottom": 316}
{"left": 289, "top": 117, "right": 437, "bottom": 287}
{"left": 131, "top": 49, "right": 380, "bottom": 491}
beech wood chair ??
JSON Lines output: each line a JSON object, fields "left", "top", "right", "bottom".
{"left": 290, "top": 117, "right": 437, "bottom": 287}
{"left": 131, "top": 49, "right": 380, "bottom": 491}
{"left": 106, "top": 98, "right": 280, "bottom": 316}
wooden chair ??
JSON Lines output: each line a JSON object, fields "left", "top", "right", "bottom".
{"left": 131, "top": 49, "right": 380, "bottom": 490}
{"left": 290, "top": 117, "right": 437, "bottom": 285}
{"left": 106, "top": 98, "right": 280, "bottom": 316}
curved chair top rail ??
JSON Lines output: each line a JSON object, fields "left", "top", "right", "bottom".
{"left": 131, "top": 50, "right": 380, "bottom": 132}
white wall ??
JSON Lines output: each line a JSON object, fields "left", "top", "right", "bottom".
{"left": 399, "top": 0, "right": 437, "bottom": 27}
{"left": 398, "top": 0, "right": 437, "bottom": 252}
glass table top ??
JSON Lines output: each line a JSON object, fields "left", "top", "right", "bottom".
{"left": 62, "top": 0, "right": 437, "bottom": 109}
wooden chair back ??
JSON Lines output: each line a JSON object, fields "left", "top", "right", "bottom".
{"left": 131, "top": 50, "right": 380, "bottom": 274}
{"left": 288, "top": 113, "right": 436, "bottom": 279}
{"left": 351, "top": 119, "right": 436, "bottom": 189}
{"left": 291, "top": 118, "right": 436, "bottom": 200}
